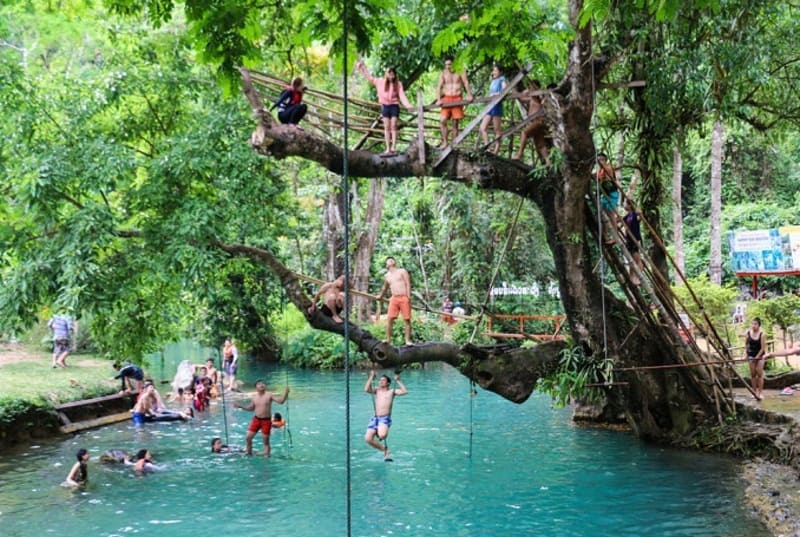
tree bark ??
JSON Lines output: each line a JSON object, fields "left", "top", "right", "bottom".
{"left": 352, "top": 178, "right": 385, "bottom": 321}
{"left": 672, "top": 141, "right": 685, "bottom": 278}
{"left": 709, "top": 118, "right": 724, "bottom": 285}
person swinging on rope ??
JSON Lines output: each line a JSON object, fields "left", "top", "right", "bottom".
{"left": 364, "top": 370, "right": 407, "bottom": 461}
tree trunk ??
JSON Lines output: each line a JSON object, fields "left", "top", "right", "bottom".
{"left": 352, "top": 178, "right": 385, "bottom": 322}
{"left": 709, "top": 118, "right": 724, "bottom": 285}
{"left": 233, "top": 1, "right": 739, "bottom": 449}
{"left": 672, "top": 141, "right": 685, "bottom": 279}
{"left": 323, "top": 179, "right": 346, "bottom": 279}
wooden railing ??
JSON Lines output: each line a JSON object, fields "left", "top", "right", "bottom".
{"left": 485, "top": 314, "right": 567, "bottom": 341}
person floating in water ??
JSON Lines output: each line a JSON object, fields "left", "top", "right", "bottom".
{"left": 131, "top": 449, "right": 159, "bottom": 472}
{"left": 234, "top": 379, "right": 289, "bottom": 457}
{"left": 99, "top": 449, "right": 130, "bottom": 463}
{"left": 211, "top": 437, "right": 230, "bottom": 454}
{"left": 364, "top": 369, "right": 407, "bottom": 461}
{"left": 272, "top": 412, "right": 285, "bottom": 429}
{"left": 63, "top": 448, "right": 89, "bottom": 487}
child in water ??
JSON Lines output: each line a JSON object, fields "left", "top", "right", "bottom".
{"left": 272, "top": 412, "right": 285, "bottom": 429}
{"left": 63, "top": 448, "right": 89, "bottom": 487}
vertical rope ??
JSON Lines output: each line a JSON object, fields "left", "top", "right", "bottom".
{"left": 589, "top": 20, "right": 610, "bottom": 363}
{"left": 342, "top": 4, "right": 352, "bottom": 536}
{"left": 216, "top": 347, "right": 230, "bottom": 446}
{"left": 284, "top": 367, "right": 293, "bottom": 448}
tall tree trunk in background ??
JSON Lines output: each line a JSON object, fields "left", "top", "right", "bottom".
{"left": 672, "top": 140, "right": 685, "bottom": 279}
{"left": 352, "top": 178, "right": 385, "bottom": 322}
{"left": 323, "top": 179, "right": 345, "bottom": 280}
{"left": 709, "top": 118, "right": 724, "bottom": 285}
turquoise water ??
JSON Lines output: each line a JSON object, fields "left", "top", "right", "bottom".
{"left": 0, "top": 364, "right": 767, "bottom": 536}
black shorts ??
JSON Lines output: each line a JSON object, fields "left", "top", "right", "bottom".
{"left": 381, "top": 104, "right": 400, "bottom": 118}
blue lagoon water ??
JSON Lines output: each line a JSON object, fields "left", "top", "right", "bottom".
{"left": 0, "top": 365, "right": 766, "bottom": 536}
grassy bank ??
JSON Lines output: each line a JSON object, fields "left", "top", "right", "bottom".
{"left": 0, "top": 342, "right": 125, "bottom": 449}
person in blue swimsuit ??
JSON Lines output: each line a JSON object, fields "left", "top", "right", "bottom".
{"left": 479, "top": 64, "right": 507, "bottom": 154}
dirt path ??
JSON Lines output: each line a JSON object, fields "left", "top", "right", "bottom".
{"left": 0, "top": 342, "right": 48, "bottom": 366}
{"left": 0, "top": 342, "right": 104, "bottom": 368}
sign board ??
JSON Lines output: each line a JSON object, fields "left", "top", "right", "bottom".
{"left": 728, "top": 227, "right": 800, "bottom": 273}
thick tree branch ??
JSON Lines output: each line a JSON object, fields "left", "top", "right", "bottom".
{"left": 213, "top": 238, "right": 567, "bottom": 403}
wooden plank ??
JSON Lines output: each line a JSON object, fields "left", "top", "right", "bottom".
{"left": 433, "top": 63, "right": 533, "bottom": 168}
{"left": 59, "top": 411, "right": 132, "bottom": 435}
{"left": 57, "top": 411, "right": 71, "bottom": 425}
{"left": 54, "top": 392, "right": 134, "bottom": 411}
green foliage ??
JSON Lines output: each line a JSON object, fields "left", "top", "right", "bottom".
{"left": 672, "top": 275, "right": 737, "bottom": 344}
{"left": 745, "top": 295, "right": 800, "bottom": 337}
{"left": 0, "top": 396, "right": 52, "bottom": 427}
{"left": 536, "top": 344, "right": 614, "bottom": 408}
{"left": 282, "top": 327, "right": 368, "bottom": 368}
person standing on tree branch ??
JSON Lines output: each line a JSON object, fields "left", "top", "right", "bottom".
{"left": 376, "top": 256, "right": 413, "bottom": 346}
{"left": 355, "top": 60, "right": 414, "bottom": 156}
{"left": 436, "top": 56, "right": 473, "bottom": 149}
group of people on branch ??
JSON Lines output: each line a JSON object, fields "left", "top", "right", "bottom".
{"left": 308, "top": 256, "right": 414, "bottom": 347}
{"left": 274, "top": 57, "right": 557, "bottom": 160}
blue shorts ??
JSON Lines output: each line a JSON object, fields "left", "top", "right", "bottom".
{"left": 132, "top": 412, "right": 146, "bottom": 425}
{"left": 224, "top": 360, "right": 238, "bottom": 376}
{"left": 381, "top": 104, "right": 400, "bottom": 118}
{"left": 488, "top": 102, "right": 503, "bottom": 117}
{"left": 367, "top": 415, "right": 392, "bottom": 431}
{"left": 601, "top": 190, "right": 619, "bottom": 212}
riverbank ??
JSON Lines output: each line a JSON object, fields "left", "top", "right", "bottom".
{"left": 0, "top": 342, "right": 120, "bottom": 448}
{"left": 744, "top": 460, "right": 800, "bottom": 537}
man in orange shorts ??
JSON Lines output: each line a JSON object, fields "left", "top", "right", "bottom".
{"left": 376, "top": 256, "right": 413, "bottom": 346}
{"left": 436, "top": 56, "right": 473, "bottom": 149}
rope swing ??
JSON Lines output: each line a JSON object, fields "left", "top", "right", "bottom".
{"left": 341, "top": 6, "right": 353, "bottom": 536}
{"left": 465, "top": 196, "right": 526, "bottom": 458}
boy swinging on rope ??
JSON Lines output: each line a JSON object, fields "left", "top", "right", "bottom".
{"left": 364, "top": 370, "right": 407, "bottom": 461}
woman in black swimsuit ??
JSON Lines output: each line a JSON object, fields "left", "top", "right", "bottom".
{"left": 743, "top": 317, "right": 766, "bottom": 401}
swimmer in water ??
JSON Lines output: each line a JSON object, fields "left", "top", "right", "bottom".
{"left": 211, "top": 437, "right": 230, "bottom": 454}
{"left": 99, "top": 449, "right": 130, "bottom": 463}
{"left": 63, "top": 448, "right": 89, "bottom": 487}
{"left": 131, "top": 449, "right": 158, "bottom": 472}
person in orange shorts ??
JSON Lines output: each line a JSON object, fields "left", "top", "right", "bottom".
{"left": 376, "top": 256, "right": 413, "bottom": 346}
{"left": 436, "top": 56, "right": 473, "bottom": 149}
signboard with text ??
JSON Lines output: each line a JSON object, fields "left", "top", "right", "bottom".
{"left": 728, "top": 226, "right": 800, "bottom": 274}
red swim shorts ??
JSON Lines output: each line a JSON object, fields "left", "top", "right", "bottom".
{"left": 388, "top": 295, "right": 412, "bottom": 320}
{"left": 248, "top": 416, "right": 272, "bottom": 435}
{"left": 440, "top": 95, "right": 464, "bottom": 120}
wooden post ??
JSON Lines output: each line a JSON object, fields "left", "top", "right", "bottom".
{"left": 417, "top": 89, "right": 425, "bottom": 164}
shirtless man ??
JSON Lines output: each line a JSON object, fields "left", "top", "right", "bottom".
{"left": 376, "top": 256, "right": 413, "bottom": 346}
{"left": 234, "top": 379, "right": 289, "bottom": 456}
{"left": 364, "top": 370, "right": 408, "bottom": 461}
{"left": 436, "top": 56, "right": 473, "bottom": 148}
{"left": 513, "top": 81, "right": 551, "bottom": 164}
{"left": 308, "top": 275, "right": 347, "bottom": 323}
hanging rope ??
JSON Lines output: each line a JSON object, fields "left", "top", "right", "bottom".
{"left": 216, "top": 347, "right": 230, "bottom": 446}
{"left": 589, "top": 20, "right": 611, "bottom": 367}
{"left": 341, "top": 7, "right": 353, "bottom": 537}
{"left": 462, "top": 195, "right": 525, "bottom": 458}
{"left": 284, "top": 363, "right": 293, "bottom": 449}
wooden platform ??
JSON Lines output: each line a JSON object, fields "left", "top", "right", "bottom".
{"left": 55, "top": 392, "right": 137, "bottom": 434}
{"left": 485, "top": 314, "right": 566, "bottom": 341}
